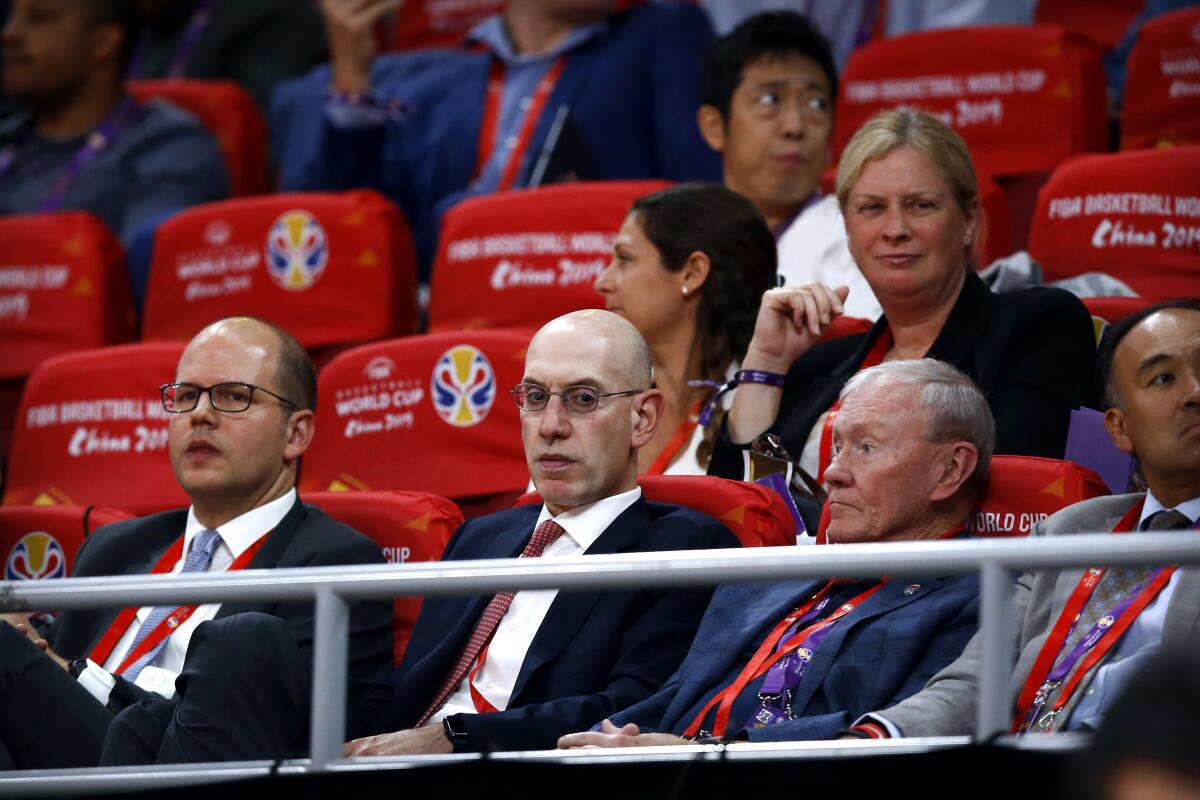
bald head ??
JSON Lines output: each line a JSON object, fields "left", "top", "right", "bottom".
{"left": 530, "top": 310, "right": 653, "bottom": 390}
{"left": 186, "top": 317, "right": 316, "bottom": 412}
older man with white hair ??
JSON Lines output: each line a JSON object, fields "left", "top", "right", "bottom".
{"left": 559, "top": 357, "right": 990, "bottom": 746}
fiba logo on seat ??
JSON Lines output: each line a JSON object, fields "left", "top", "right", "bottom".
{"left": 5, "top": 532, "right": 66, "bottom": 581}
{"left": 431, "top": 346, "right": 495, "bottom": 427}
{"left": 265, "top": 210, "right": 328, "bottom": 291}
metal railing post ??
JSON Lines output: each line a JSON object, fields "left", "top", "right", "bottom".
{"left": 976, "top": 560, "right": 1016, "bottom": 739}
{"left": 309, "top": 587, "right": 350, "bottom": 771}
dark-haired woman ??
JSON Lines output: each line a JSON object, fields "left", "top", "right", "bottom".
{"left": 595, "top": 182, "right": 777, "bottom": 475}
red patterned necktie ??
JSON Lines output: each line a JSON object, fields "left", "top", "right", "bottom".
{"left": 415, "top": 519, "right": 567, "bottom": 725}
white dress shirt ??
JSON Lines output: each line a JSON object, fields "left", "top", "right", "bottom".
{"left": 431, "top": 487, "right": 642, "bottom": 722}
{"left": 76, "top": 489, "right": 296, "bottom": 704}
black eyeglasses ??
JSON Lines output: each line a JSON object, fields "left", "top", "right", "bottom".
{"left": 160, "top": 382, "right": 300, "bottom": 414}
{"left": 510, "top": 383, "right": 643, "bottom": 414}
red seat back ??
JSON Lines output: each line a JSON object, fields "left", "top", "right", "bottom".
{"left": 142, "top": 191, "right": 418, "bottom": 349}
{"left": 306, "top": 490, "right": 461, "bottom": 663}
{"left": 127, "top": 79, "right": 269, "bottom": 196}
{"left": 428, "top": 181, "right": 671, "bottom": 333}
{"left": 387, "top": 0, "right": 503, "bottom": 50}
{"left": 0, "top": 213, "right": 133, "bottom": 382}
{"left": 516, "top": 475, "right": 797, "bottom": 548}
{"left": 3, "top": 343, "right": 189, "bottom": 515}
{"left": 835, "top": 26, "right": 1107, "bottom": 179}
{"left": 1029, "top": 147, "right": 1200, "bottom": 300}
{"left": 1, "top": 504, "right": 133, "bottom": 581}
{"left": 301, "top": 329, "right": 532, "bottom": 501}
{"left": 816, "top": 455, "right": 1111, "bottom": 542}
{"left": 1121, "top": 8, "right": 1200, "bottom": 151}
{"left": 1034, "top": 0, "right": 1143, "bottom": 50}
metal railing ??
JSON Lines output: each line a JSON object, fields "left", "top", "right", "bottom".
{"left": 2, "top": 532, "right": 1199, "bottom": 791}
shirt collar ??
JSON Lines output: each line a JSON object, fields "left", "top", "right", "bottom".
{"left": 1138, "top": 490, "right": 1200, "bottom": 530}
{"left": 466, "top": 13, "right": 607, "bottom": 66}
{"left": 535, "top": 486, "right": 641, "bottom": 552}
{"left": 184, "top": 488, "right": 296, "bottom": 558}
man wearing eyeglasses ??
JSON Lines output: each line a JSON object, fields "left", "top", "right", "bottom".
{"left": 0, "top": 317, "right": 392, "bottom": 768}
{"left": 342, "top": 309, "right": 738, "bottom": 756}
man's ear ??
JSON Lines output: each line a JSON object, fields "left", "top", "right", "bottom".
{"left": 88, "top": 21, "right": 125, "bottom": 68}
{"left": 630, "top": 389, "right": 665, "bottom": 450}
{"left": 284, "top": 410, "right": 316, "bottom": 462}
{"left": 929, "top": 442, "right": 978, "bottom": 503}
{"left": 1104, "top": 406, "right": 1136, "bottom": 454}
{"left": 697, "top": 105, "right": 727, "bottom": 154}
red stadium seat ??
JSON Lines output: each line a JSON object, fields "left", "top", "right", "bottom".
{"left": 306, "top": 490, "right": 462, "bottom": 663}
{"left": 3, "top": 343, "right": 189, "bottom": 515}
{"left": 1029, "top": 147, "right": 1200, "bottom": 300}
{"left": 142, "top": 192, "right": 419, "bottom": 350}
{"left": 0, "top": 212, "right": 135, "bottom": 459}
{"left": 835, "top": 26, "right": 1106, "bottom": 248}
{"left": 0, "top": 213, "right": 134, "bottom": 382}
{"left": 816, "top": 455, "right": 1111, "bottom": 542}
{"left": 1, "top": 505, "right": 133, "bottom": 581}
{"left": 1121, "top": 7, "right": 1200, "bottom": 151}
{"left": 387, "top": 0, "right": 503, "bottom": 50}
{"left": 428, "top": 181, "right": 671, "bottom": 333}
{"left": 301, "top": 330, "right": 532, "bottom": 508}
{"left": 1083, "top": 296, "right": 1156, "bottom": 344}
{"left": 516, "top": 475, "right": 798, "bottom": 548}
{"left": 127, "top": 79, "right": 269, "bottom": 197}
{"left": 835, "top": 26, "right": 1107, "bottom": 180}
{"left": 1035, "top": 0, "right": 1143, "bottom": 50}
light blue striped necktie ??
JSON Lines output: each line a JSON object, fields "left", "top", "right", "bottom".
{"left": 121, "top": 529, "right": 222, "bottom": 681}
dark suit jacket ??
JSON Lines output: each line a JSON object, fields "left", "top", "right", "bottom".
{"left": 709, "top": 273, "right": 1101, "bottom": 479}
{"left": 46, "top": 497, "right": 393, "bottom": 709}
{"left": 346, "top": 498, "right": 738, "bottom": 752}
{"left": 270, "top": 4, "right": 721, "bottom": 273}
{"left": 610, "top": 569, "right": 981, "bottom": 742}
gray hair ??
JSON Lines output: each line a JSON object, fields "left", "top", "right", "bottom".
{"left": 839, "top": 359, "right": 995, "bottom": 496}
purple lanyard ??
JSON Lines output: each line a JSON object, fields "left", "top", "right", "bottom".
{"left": 1021, "top": 568, "right": 1167, "bottom": 732}
{"left": 128, "top": 0, "right": 215, "bottom": 78}
{"left": 26, "top": 99, "right": 140, "bottom": 212}
{"left": 751, "top": 594, "right": 836, "bottom": 727}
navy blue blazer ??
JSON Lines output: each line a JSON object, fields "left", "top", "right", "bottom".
{"left": 610, "top": 568, "right": 980, "bottom": 742}
{"left": 270, "top": 4, "right": 722, "bottom": 273}
{"left": 346, "top": 498, "right": 738, "bottom": 752}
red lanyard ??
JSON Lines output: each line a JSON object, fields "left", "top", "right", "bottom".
{"left": 88, "top": 531, "right": 269, "bottom": 672}
{"left": 817, "top": 328, "right": 893, "bottom": 482}
{"left": 473, "top": 55, "right": 566, "bottom": 191}
{"left": 1011, "top": 500, "right": 1176, "bottom": 732}
{"left": 682, "top": 580, "right": 886, "bottom": 740}
{"left": 645, "top": 401, "right": 702, "bottom": 476}
{"left": 468, "top": 641, "right": 502, "bottom": 713}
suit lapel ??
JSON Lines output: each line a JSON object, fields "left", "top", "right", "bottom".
{"left": 788, "top": 577, "right": 951, "bottom": 716}
{"left": 663, "top": 580, "right": 828, "bottom": 727}
{"left": 509, "top": 499, "right": 646, "bottom": 701}
{"left": 215, "top": 497, "right": 307, "bottom": 619}
{"left": 927, "top": 272, "right": 993, "bottom": 366}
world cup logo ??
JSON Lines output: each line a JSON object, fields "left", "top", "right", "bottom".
{"left": 432, "top": 346, "right": 495, "bottom": 427}
{"left": 5, "top": 532, "right": 66, "bottom": 581}
{"left": 265, "top": 210, "right": 328, "bottom": 291}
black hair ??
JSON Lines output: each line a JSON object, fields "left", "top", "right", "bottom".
{"left": 1072, "top": 649, "right": 1200, "bottom": 800}
{"left": 630, "top": 182, "right": 777, "bottom": 384}
{"left": 1097, "top": 297, "right": 1200, "bottom": 408}
{"left": 699, "top": 10, "right": 838, "bottom": 121}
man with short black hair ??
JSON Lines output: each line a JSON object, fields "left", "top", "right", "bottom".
{"left": 0, "top": 0, "right": 228, "bottom": 245}
{"left": 0, "top": 317, "right": 392, "bottom": 768}
{"left": 858, "top": 298, "right": 1200, "bottom": 738}
{"left": 696, "top": 11, "right": 880, "bottom": 320}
